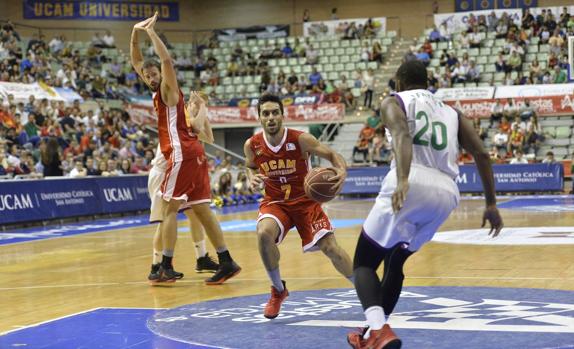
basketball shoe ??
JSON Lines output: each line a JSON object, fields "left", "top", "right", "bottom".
{"left": 204, "top": 261, "right": 241, "bottom": 285}
{"left": 264, "top": 280, "right": 289, "bottom": 319}
{"left": 195, "top": 253, "right": 220, "bottom": 273}
{"left": 148, "top": 264, "right": 184, "bottom": 284}
{"left": 347, "top": 324, "right": 401, "bottom": 349}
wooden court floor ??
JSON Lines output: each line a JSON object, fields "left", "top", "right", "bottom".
{"left": 1, "top": 198, "right": 573, "bottom": 334}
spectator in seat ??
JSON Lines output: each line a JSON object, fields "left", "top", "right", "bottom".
{"left": 529, "top": 58, "right": 542, "bottom": 82}
{"left": 429, "top": 25, "right": 442, "bottom": 42}
{"left": 508, "top": 124, "right": 525, "bottom": 153}
{"left": 503, "top": 99, "right": 518, "bottom": 120}
{"left": 69, "top": 160, "right": 87, "bottom": 178}
{"left": 282, "top": 42, "right": 293, "bottom": 58}
{"left": 416, "top": 48, "right": 430, "bottom": 67}
{"left": 466, "top": 60, "right": 480, "bottom": 83}
{"left": 353, "top": 122, "right": 375, "bottom": 163}
{"left": 495, "top": 53, "right": 508, "bottom": 73}
{"left": 487, "top": 11, "right": 499, "bottom": 32}
{"left": 473, "top": 118, "right": 488, "bottom": 142}
{"left": 102, "top": 30, "right": 115, "bottom": 48}
{"left": 306, "top": 45, "right": 319, "bottom": 65}
{"left": 469, "top": 27, "right": 482, "bottom": 48}
{"left": 459, "top": 31, "right": 470, "bottom": 49}
{"left": 450, "top": 61, "right": 467, "bottom": 84}
{"left": 490, "top": 99, "right": 504, "bottom": 126}
{"left": 552, "top": 65, "right": 567, "bottom": 83}
{"left": 539, "top": 26, "right": 551, "bottom": 44}
{"left": 309, "top": 67, "right": 322, "bottom": 87}
{"left": 508, "top": 51, "right": 522, "bottom": 72}
{"left": 371, "top": 41, "right": 384, "bottom": 63}
{"left": 510, "top": 149, "right": 528, "bottom": 164}
{"left": 489, "top": 146, "right": 503, "bottom": 163}
{"left": 511, "top": 115, "right": 526, "bottom": 134}
{"left": 548, "top": 29, "right": 565, "bottom": 56}
{"left": 499, "top": 115, "right": 511, "bottom": 133}
{"left": 542, "top": 151, "right": 557, "bottom": 164}
{"left": 519, "top": 99, "right": 536, "bottom": 121}
{"left": 362, "top": 68, "right": 375, "bottom": 109}
{"left": 522, "top": 8, "right": 535, "bottom": 29}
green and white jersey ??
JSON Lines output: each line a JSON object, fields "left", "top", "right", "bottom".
{"left": 392, "top": 89, "right": 459, "bottom": 179}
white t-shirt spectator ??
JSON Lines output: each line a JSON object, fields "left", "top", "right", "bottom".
{"left": 493, "top": 132, "right": 508, "bottom": 146}
{"left": 102, "top": 33, "right": 115, "bottom": 47}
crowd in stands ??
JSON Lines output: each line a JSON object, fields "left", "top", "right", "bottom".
{"left": 410, "top": 7, "right": 573, "bottom": 88}
{"left": 1, "top": 18, "right": 383, "bottom": 110}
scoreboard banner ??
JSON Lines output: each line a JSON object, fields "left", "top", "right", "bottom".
{"left": 23, "top": 0, "right": 179, "bottom": 21}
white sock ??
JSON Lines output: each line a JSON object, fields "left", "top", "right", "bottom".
{"left": 194, "top": 239, "right": 207, "bottom": 259}
{"left": 363, "top": 306, "right": 385, "bottom": 339}
{"left": 152, "top": 249, "right": 162, "bottom": 265}
{"left": 266, "top": 268, "right": 284, "bottom": 292}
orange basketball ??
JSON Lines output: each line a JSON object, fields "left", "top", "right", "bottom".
{"left": 304, "top": 167, "right": 340, "bottom": 203}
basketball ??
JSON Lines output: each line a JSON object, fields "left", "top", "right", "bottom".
{"left": 304, "top": 167, "right": 340, "bottom": 203}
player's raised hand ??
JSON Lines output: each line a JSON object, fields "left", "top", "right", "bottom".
{"left": 133, "top": 14, "right": 155, "bottom": 31}
{"left": 391, "top": 179, "right": 409, "bottom": 213}
{"left": 143, "top": 11, "right": 159, "bottom": 32}
{"left": 328, "top": 167, "right": 347, "bottom": 193}
{"left": 250, "top": 173, "right": 267, "bottom": 191}
{"left": 482, "top": 205, "right": 503, "bottom": 237}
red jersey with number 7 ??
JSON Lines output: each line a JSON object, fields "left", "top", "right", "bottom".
{"left": 249, "top": 128, "right": 310, "bottom": 202}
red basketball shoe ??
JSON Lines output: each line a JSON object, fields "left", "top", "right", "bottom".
{"left": 263, "top": 280, "right": 289, "bottom": 319}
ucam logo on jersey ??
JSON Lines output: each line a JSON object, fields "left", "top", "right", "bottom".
{"left": 286, "top": 142, "right": 296, "bottom": 151}
{"left": 433, "top": 226, "right": 574, "bottom": 245}
{"left": 147, "top": 286, "right": 574, "bottom": 349}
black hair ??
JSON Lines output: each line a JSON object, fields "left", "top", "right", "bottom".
{"left": 395, "top": 60, "right": 428, "bottom": 90}
{"left": 142, "top": 59, "right": 161, "bottom": 73}
{"left": 257, "top": 93, "right": 284, "bottom": 115}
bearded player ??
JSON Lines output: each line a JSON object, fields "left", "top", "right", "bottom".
{"left": 131, "top": 13, "right": 240, "bottom": 284}
{"left": 244, "top": 93, "right": 354, "bottom": 319}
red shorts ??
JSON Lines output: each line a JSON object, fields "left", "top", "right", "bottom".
{"left": 160, "top": 156, "right": 211, "bottom": 207}
{"left": 257, "top": 197, "right": 334, "bottom": 252}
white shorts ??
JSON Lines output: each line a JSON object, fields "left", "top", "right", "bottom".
{"left": 148, "top": 166, "right": 167, "bottom": 223}
{"left": 363, "top": 164, "right": 460, "bottom": 252}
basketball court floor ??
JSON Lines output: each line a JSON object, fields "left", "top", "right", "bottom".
{"left": 1, "top": 195, "right": 573, "bottom": 348}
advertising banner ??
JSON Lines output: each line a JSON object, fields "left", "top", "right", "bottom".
{"left": 434, "top": 87, "right": 495, "bottom": 101}
{"left": 0, "top": 82, "right": 65, "bottom": 104}
{"left": 445, "top": 95, "right": 574, "bottom": 118}
{"left": 207, "top": 103, "right": 345, "bottom": 124}
{"left": 215, "top": 25, "right": 289, "bottom": 41}
{"left": 0, "top": 176, "right": 150, "bottom": 225}
{"left": 434, "top": 9, "right": 521, "bottom": 34}
{"left": 494, "top": 84, "right": 574, "bottom": 99}
{"left": 303, "top": 17, "right": 386, "bottom": 37}
{"left": 340, "top": 163, "right": 563, "bottom": 195}
{"left": 23, "top": 0, "right": 179, "bottom": 21}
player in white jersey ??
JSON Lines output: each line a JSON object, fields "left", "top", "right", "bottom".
{"left": 347, "top": 60, "right": 503, "bottom": 349}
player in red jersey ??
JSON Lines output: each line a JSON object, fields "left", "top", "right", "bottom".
{"left": 130, "top": 13, "right": 240, "bottom": 285}
{"left": 244, "top": 93, "right": 354, "bottom": 319}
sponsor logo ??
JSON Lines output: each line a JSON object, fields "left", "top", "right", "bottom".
{"left": 286, "top": 143, "right": 296, "bottom": 151}
{"left": 0, "top": 193, "right": 34, "bottom": 211}
{"left": 433, "top": 226, "right": 574, "bottom": 245}
{"left": 103, "top": 188, "right": 134, "bottom": 202}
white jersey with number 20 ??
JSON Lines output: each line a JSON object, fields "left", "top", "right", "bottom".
{"left": 393, "top": 89, "right": 460, "bottom": 179}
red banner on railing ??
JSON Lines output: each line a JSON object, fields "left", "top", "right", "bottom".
{"left": 444, "top": 95, "right": 574, "bottom": 118}
{"left": 127, "top": 103, "right": 345, "bottom": 124}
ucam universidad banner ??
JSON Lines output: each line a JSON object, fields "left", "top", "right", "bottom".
{"left": 23, "top": 0, "right": 179, "bottom": 21}
{"left": 341, "top": 163, "right": 564, "bottom": 195}
{"left": 0, "top": 176, "right": 150, "bottom": 225}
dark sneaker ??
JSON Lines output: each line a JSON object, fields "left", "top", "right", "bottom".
{"left": 195, "top": 253, "right": 220, "bottom": 273}
{"left": 149, "top": 266, "right": 184, "bottom": 285}
{"left": 148, "top": 263, "right": 161, "bottom": 280}
{"left": 204, "top": 261, "right": 241, "bottom": 285}
{"left": 263, "top": 280, "right": 289, "bottom": 319}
